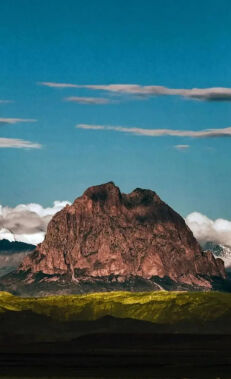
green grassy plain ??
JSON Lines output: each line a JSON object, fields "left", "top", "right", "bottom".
{"left": 1, "top": 290, "right": 231, "bottom": 325}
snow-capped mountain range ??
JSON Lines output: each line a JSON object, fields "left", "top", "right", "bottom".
{"left": 202, "top": 242, "right": 231, "bottom": 272}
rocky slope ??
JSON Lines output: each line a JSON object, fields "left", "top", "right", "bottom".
{"left": 0, "top": 182, "right": 227, "bottom": 294}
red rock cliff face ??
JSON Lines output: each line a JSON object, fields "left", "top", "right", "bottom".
{"left": 20, "top": 182, "right": 225, "bottom": 288}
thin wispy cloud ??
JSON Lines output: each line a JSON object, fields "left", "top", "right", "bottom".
{"left": 77, "top": 85, "right": 231, "bottom": 101}
{"left": 39, "top": 82, "right": 79, "bottom": 88}
{"left": 0, "top": 138, "right": 41, "bottom": 149}
{"left": 40, "top": 82, "right": 231, "bottom": 101}
{"left": 77, "top": 124, "right": 231, "bottom": 138}
{"left": 174, "top": 144, "right": 190, "bottom": 150}
{"left": 0, "top": 119, "right": 39, "bottom": 148}
{"left": 64, "top": 96, "right": 111, "bottom": 104}
{"left": 0, "top": 100, "right": 13, "bottom": 104}
{"left": 0, "top": 118, "right": 37, "bottom": 125}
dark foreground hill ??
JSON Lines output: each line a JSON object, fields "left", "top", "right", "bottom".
{"left": 1, "top": 290, "right": 231, "bottom": 336}
{"left": 0, "top": 182, "right": 228, "bottom": 295}
{"left": 1, "top": 291, "right": 231, "bottom": 377}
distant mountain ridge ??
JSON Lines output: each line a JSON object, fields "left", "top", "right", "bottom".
{"left": 0, "top": 239, "right": 35, "bottom": 254}
{"left": 0, "top": 240, "right": 35, "bottom": 278}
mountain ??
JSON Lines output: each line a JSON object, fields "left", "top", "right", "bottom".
{"left": 0, "top": 240, "right": 35, "bottom": 278}
{"left": 0, "top": 182, "right": 227, "bottom": 295}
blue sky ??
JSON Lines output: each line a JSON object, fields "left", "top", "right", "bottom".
{"left": 1, "top": 0, "right": 231, "bottom": 219}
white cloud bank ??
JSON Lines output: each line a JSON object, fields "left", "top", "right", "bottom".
{"left": 0, "top": 201, "right": 71, "bottom": 245}
{"left": 186, "top": 212, "right": 231, "bottom": 247}
{"left": 39, "top": 82, "right": 231, "bottom": 101}
{"left": 77, "top": 124, "right": 231, "bottom": 139}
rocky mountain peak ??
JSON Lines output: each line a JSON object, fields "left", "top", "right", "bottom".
{"left": 2, "top": 182, "right": 226, "bottom": 295}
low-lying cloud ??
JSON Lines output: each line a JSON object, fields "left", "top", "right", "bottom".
{"left": 0, "top": 201, "right": 71, "bottom": 245}
{"left": 186, "top": 212, "right": 231, "bottom": 247}
{"left": 0, "top": 138, "right": 41, "bottom": 149}
{"left": 77, "top": 124, "right": 231, "bottom": 139}
{"left": 39, "top": 82, "right": 231, "bottom": 101}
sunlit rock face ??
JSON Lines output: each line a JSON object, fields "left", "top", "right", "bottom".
{"left": 19, "top": 182, "right": 225, "bottom": 289}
